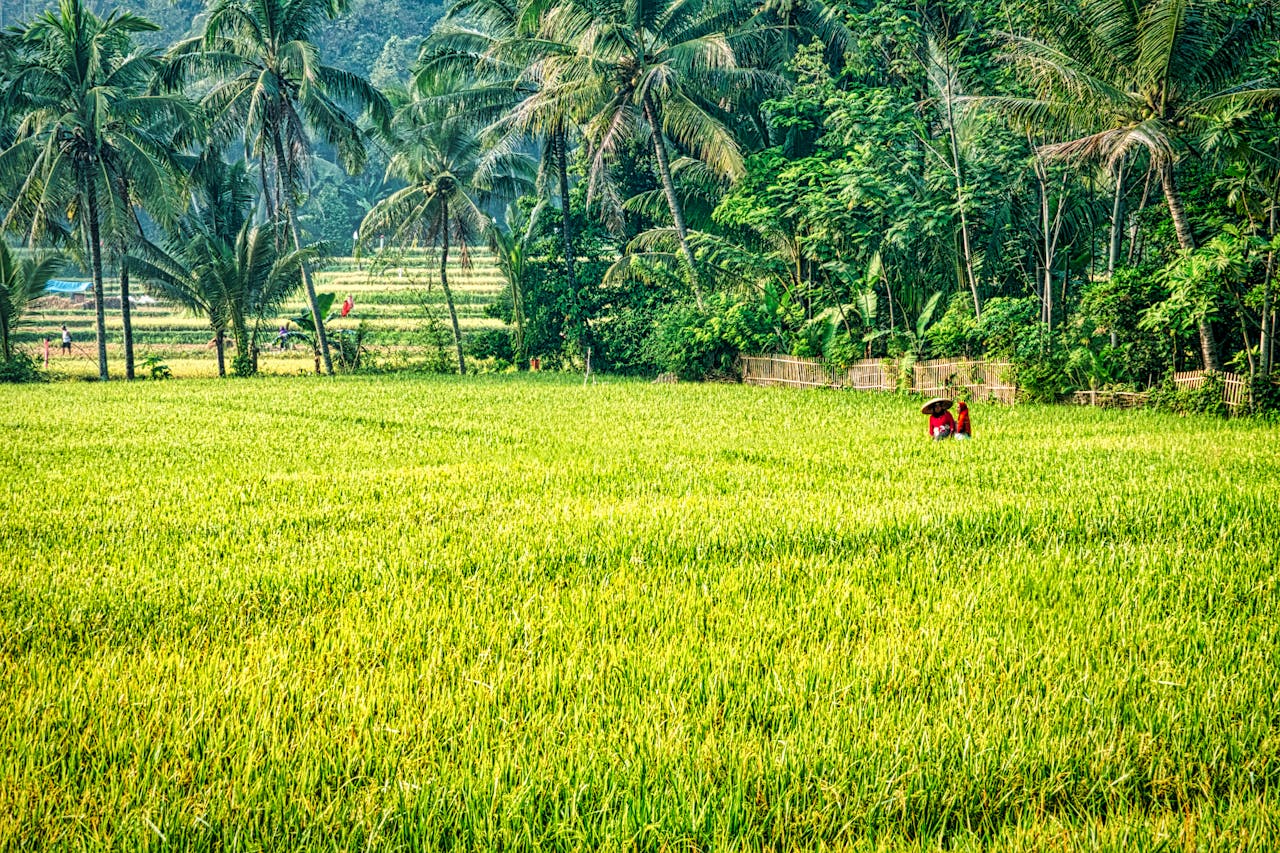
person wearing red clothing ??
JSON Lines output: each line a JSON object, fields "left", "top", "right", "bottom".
{"left": 954, "top": 401, "right": 971, "bottom": 439}
{"left": 928, "top": 409, "right": 956, "bottom": 439}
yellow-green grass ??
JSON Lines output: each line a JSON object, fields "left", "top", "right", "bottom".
{"left": 2, "top": 376, "right": 1279, "bottom": 850}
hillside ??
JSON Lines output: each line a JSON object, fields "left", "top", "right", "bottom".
{"left": 1, "top": 0, "right": 444, "bottom": 79}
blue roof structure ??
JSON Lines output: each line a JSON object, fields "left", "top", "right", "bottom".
{"left": 44, "top": 280, "right": 92, "bottom": 294}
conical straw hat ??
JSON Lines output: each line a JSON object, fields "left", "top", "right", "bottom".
{"left": 921, "top": 397, "right": 953, "bottom": 415}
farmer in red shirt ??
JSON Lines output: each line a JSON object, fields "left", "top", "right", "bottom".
{"left": 922, "top": 398, "right": 956, "bottom": 439}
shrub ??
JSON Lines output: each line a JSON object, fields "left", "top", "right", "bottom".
{"left": 464, "top": 328, "right": 514, "bottom": 364}
{"left": 1249, "top": 374, "right": 1280, "bottom": 416}
{"left": 0, "top": 353, "right": 45, "bottom": 384}
{"left": 140, "top": 353, "right": 173, "bottom": 380}
{"left": 646, "top": 295, "right": 773, "bottom": 381}
{"left": 1149, "top": 372, "right": 1227, "bottom": 416}
{"left": 925, "top": 292, "right": 979, "bottom": 358}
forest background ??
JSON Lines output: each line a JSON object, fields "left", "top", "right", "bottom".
{"left": 2, "top": 0, "right": 1278, "bottom": 410}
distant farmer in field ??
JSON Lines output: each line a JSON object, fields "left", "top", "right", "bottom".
{"left": 341, "top": 294, "right": 354, "bottom": 317}
{"left": 922, "top": 398, "right": 955, "bottom": 440}
{"left": 955, "top": 401, "right": 972, "bottom": 439}
{"left": 60, "top": 325, "right": 71, "bottom": 354}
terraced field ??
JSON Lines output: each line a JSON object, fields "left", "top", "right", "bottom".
{"left": 12, "top": 248, "right": 506, "bottom": 376}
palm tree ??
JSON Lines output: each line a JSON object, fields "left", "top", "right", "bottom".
{"left": 522, "top": 0, "right": 775, "bottom": 307}
{"left": 133, "top": 219, "right": 309, "bottom": 378}
{"left": 488, "top": 201, "right": 545, "bottom": 365}
{"left": 0, "top": 0, "right": 189, "bottom": 381}
{"left": 0, "top": 241, "right": 62, "bottom": 362}
{"left": 421, "top": 0, "right": 585, "bottom": 329}
{"left": 163, "top": 0, "right": 392, "bottom": 376}
{"left": 360, "top": 110, "right": 533, "bottom": 375}
{"left": 130, "top": 156, "right": 304, "bottom": 377}
{"left": 985, "top": 0, "right": 1280, "bottom": 370}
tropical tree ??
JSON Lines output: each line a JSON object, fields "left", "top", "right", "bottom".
{"left": 488, "top": 201, "right": 545, "bottom": 365}
{"left": 130, "top": 156, "right": 304, "bottom": 377}
{"left": 0, "top": 0, "right": 188, "bottom": 381}
{"left": 133, "top": 218, "right": 310, "bottom": 378}
{"left": 360, "top": 109, "right": 533, "bottom": 375}
{"left": 420, "top": 0, "right": 586, "bottom": 333}
{"left": 0, "top": 241, "right": 62, "bottom": 362}
{"left": 985, "top": 0, "right": 1280, "bottom": 370}
{"left": 163, "top": 0, "right": 392, "bottom": 375}
{"left": 524, "top": 0, "right": 776, "bottom": 307}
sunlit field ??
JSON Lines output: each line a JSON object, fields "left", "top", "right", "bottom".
{"left": 2, "top": 375, "right": 1278, "bottom": 851}
{"left": 13, "top": 250, "right": 504, "bottom": 377}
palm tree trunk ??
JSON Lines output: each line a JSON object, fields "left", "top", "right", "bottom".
{"left": 1263, "top": 269, "right": 1274, "bottom": 378}
{"left": 512, "top": 270, "right": 526, "bottom": 368}
{"left": 946, "top": 72, "right": 979, "bottom": 320}
{"left": 1160, "top": 162, "right": 1218, "bottom": 370}
{"left": 440, "top": 206, "right": 465, "bottom": 375}
{"left": 642, "top": 94, "right": 704, "bottom": 309}
{"left": 270, "top": 123, "right": 333, "bottom": 376}
{"left": 1261, "top": 172, "right": 1280, "bottom": 378}
{"left": 556, "top": 123, "right": 576, "bottom": 296}
{"left": 215, "top": 328, "right": 226, "bottom": 377}
{"left": 1, "top": 312, "right": 10, "bottom": 362}
{"left": 555, "top": 122, "right": 593, "bottom": 356}
{"left": 1107, "top": 162, "right": 1127, "bottom": 347}
{"left": 1108, "top": 161, "right": 1126, "bottom": 277}
{"left": 286, "top": 209, "right": 334, "bottom": 376}
{"left": 119, "top": 261, "right": 135, "bottom": 380}
{"left": 85, "top": 180, "right": 109, "bottom": 381}
{"left": 232, "top": 310, "right": 251, "bottom": 376}
{"left": 1036, "top": 158, "right": 1052, "bottom": 327}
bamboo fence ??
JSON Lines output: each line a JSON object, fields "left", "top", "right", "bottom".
{"left": 912, "top": 358, "right": 1016, "bottom": 404}
{"left": 743, "top": 355, "right": 1253, "bottom": 413}
{"left": 1069, "top": 390, "right": 1149, "bottom": 409}
{"left": 740, "top": 355, "right": 1013, "bottom": 401}
{"left": 1171, "top": 370, "right": 1250, "bottom": 411}
{"left": 738, "top": 355, "right": 837, "bottom": 389}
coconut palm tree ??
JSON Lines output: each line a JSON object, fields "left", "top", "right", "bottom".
{"left": 0, "top": 0, "right": 190, "bottom": 381}
{"left": 163, "top": 0, "right": 392, "bottom": 376}
{"left": 421, "top": 0, "right": 585, "bottom": 317}
{"left": 521, "top": 0, "right": 777, "bottom": 307}
{"left": 984, "top": 0, "right": 1280, "bottom": 370}
{"left": 0, "top": 241, "right": 62, "bottom": 362}
{"left": 360, "top": 110, "right": 533, "bottom": 375}
{"left": 130, "top": 156, "right": 305, "bottom": 377}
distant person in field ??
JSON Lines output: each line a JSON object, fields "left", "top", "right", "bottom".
{"left": 60, "top": 325, "right": 72, "bottom": 354}
{"left": 954, "top": 401, "right": 972, "bottom": 439}
{"left": 277, "top": 325, "right": 289, "bottom": 349}
{"left": 922, "top": 398, "right": 955, "bottom": 440}
{"left": 341, "top": 294, "right": 354, "bottom": 317}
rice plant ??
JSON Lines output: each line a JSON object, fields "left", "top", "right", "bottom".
{"left": 1, "top": 376, "right": 1277, "bottom": 850}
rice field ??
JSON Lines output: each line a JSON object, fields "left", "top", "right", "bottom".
{"left": 2, "top": 375, "right": 1279, "bottom": 851}
{"left": 14, "top": 250, "right": 504, "bottom": 377}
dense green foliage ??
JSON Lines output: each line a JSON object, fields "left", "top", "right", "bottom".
{"left": 3, "top": 376, "right": 1280, "bottom": 847}
{"left": 3, "top": 0, "right": 1279, "bottom": 395}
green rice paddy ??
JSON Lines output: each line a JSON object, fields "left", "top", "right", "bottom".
{"left": 16, "top": 250, "right": 503, "bottom": 377}
{"left": 2, "top": 376, "right": 1278, "bottom": 850}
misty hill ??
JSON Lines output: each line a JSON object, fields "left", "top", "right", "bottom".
{"left": 0, "top": 0, "right": 443, "bottom": 79}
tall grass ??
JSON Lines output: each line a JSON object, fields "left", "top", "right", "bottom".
{"left": 2, "top": 376, "right": 1278, "bottom": 850}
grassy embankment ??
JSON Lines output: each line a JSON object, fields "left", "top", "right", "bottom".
{"left": 2, "top": 375, "right": 1278, "bottom": 850}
